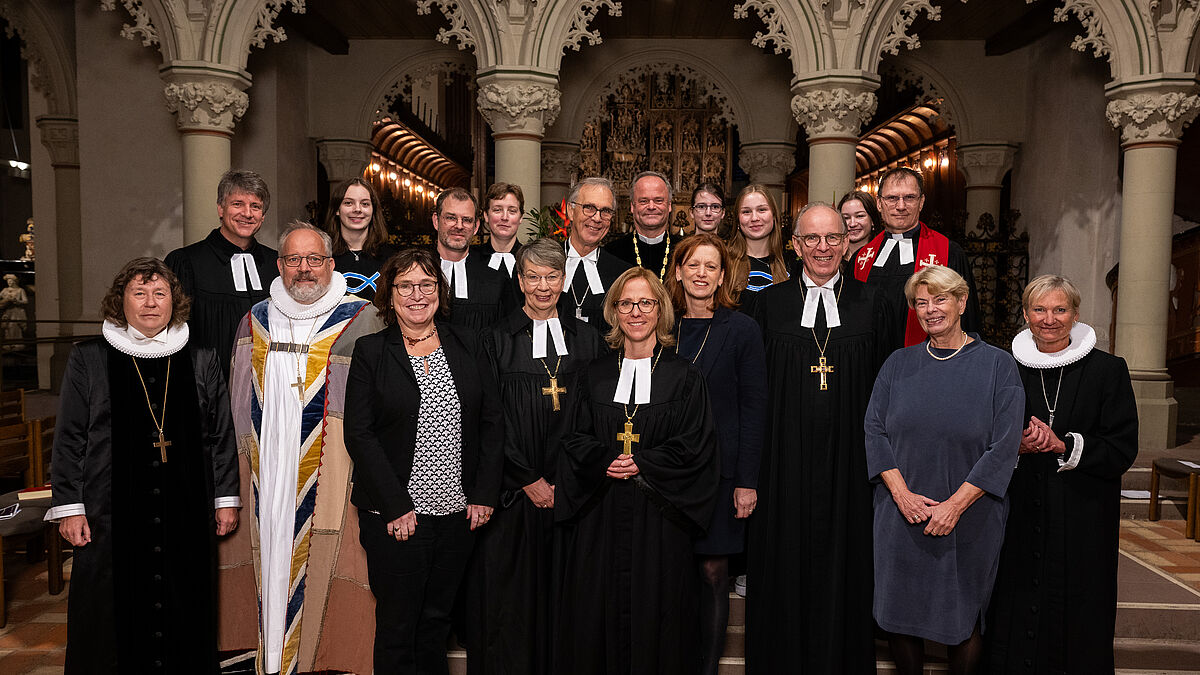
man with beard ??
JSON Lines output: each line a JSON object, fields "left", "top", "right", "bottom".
{"left": 434, "top": 187, "right": 518, "bottom": 330}
{"left": 604, "top": 171, "right": 682, "bottom": 283}
{"left": 562, "top": 176, "right": 631, "bottom": 334}
{"left": 165, "top": 169, "right": 278, "bottom": 373}
{"left": 220, "top": 221, "right": 383, "bottom": 675}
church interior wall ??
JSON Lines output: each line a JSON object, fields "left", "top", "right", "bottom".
{"left": 29, "top": 91, "right": 59, "bottom": 390}
{"left": 1010, "top": 31, "right": 1120, "bottom": 349}
{"left": 236, "top": 37, "right": 317, "bottom": 245}
{"left": 74, "top": 2, "right": 182, "bottom": 320}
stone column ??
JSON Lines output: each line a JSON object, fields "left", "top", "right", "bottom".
{"left": 316, "top": 138, "right": 375, "bottom": 187}
{"left": 35, "top": 115, "right": 81, "bottom": 390}
{"left": 956, "top": 142, "right": 1019, "bottom": 235}
{"left": 791, "top": 73, "right": 878, "bottom": 206}
{"left": 541, "top": 141, "right": 579, "bottom": 209}
{"left": 1105, "top": 75, "right": 1200, "bottom": 450}
{"left": 476, "top": 70, "right": 560, "bottom": 240}
{"left": 738, "top": 142, "right": 796, "bottom": 208}
{"left": 161, "top": 64, "right": 252, "bottom": 245}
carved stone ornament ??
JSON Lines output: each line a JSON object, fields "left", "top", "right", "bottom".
{"left": 880, "top": 0, "right": 950, "bottom": 57}
{"left": 790, "top": 88, "right": 878, "bottom": 139}
{"left": 881, "top": 61, "right": 954, "bottom": 127}
{"left": 738, "top": 145, "right": 796, "bottom": 185}
{"left": 249, "top": 0, "right": 305, "bottom": 51}
{"left": 580, "top": 63, "right": 737, "bottom": 131}
{"left": 35, "top": 116, "right": 80, "bottom": 167}
{"left": 733, "top": 0, "right": 792, "bottom": 55}
{"left": 956, "top": 144, "right": 1018, "bottom": 187}
{"left": 541, "top": 143, "right": 580, "bottom": 183}
{"left": 1053, "top": 0, "right": 1112, "bottom": 63}
{"left": 99, "top": 0, "right": 159, "bottom": 47}
{"left": 477, "top": 80, "right": 561, "bottom": 135}
{"left": 163, "top": 80, "right": 250, "bottom": 134}
{"left": 416, "top": 0, "right": 476, "bottom": 52}
{"left": 0, "top": 1, "right": 55, "bottom": 108}
{"left": 377, "top": 60, "right": 475, "bottom": 121}
{"left": 1106, "top": 90, "right": 1200, "bottom": 144}
{"left": 564, "top": 0, "right": 623, "bottom": 52}
{"left": 316, "top": 140, "right": 374, "bottom": 183}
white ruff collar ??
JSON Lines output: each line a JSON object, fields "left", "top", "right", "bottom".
{"left": 1011, "top": 322, "right": 1096, "bottom": 369}
{"left": 102, "top": 320, "right": 189, "bottom": 358}
{"left": 268, "top": 272, "right": 347, "bottom": 320}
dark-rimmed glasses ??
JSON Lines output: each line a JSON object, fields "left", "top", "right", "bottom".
{"left": 615, "top": 298, "right": 659, "bottom": 314}
{"left": 280, "top": 254, "right": 330, "bottom": 267}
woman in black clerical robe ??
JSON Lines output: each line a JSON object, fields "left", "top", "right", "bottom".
{"left": 47, "top": 258, "right": 240, "bottom": 675}
{"left": 554, "top": 267, "right": 720, "bottom": 675}
{"left": 666, "top": 233, "right": 767, "bottom": 675}
{"left": 470, "top": 238, "right": 604, "bottom": 674}
{"left": 985, "top": 275, "right": 1138, "bottom": 674}
{"left": 326, "top": 177, "right": 395, "bottom": 301}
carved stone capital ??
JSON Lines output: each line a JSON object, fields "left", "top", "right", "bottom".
{"left": 316, "top": 139, "right": 374, "bottom": 184}
{"left": 956, "top": 143, "right": 1019, "bottom": 188}
{"left": 738, "top": 143, "right": 796, "bottom": 186}
{"left": 790, "top": 87, "right": 878, "bottom": 140}
{"left": 1105, "top": 82, "right": 1200, "bottom": 145}
{"left": 35, "top": 115, "right": 79, "bottom": 167}
{"left": 541, "top": 142, "right": 580, "bottom": 184}
{"left": 477, "top": 77, "right": 561, "bottom": 136}
{"left": 161, "top": 67, "right": 252, "bottom": 135}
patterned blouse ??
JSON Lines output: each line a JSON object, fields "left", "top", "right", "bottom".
{"left": 407, "top": 347, "right": 468, "bottom": 515}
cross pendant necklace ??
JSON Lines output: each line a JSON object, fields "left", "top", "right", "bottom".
{"left": 131, "top": 356, "right": 172, "bottom": 462}
{"left": 808, "top": 277, "right": 842, "bottom": 391}
{"left": 1040, "top": 367, "right": 1064, "bottom": 427}
{"left": 615, "top": 347, "right": 663, "bottom": 459}
{"left": 287, "top": 317, "right": 322, "bottom": 401}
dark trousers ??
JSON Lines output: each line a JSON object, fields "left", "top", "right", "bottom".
{"left": 359, "top": 509, "right": 475, "bottom": 675}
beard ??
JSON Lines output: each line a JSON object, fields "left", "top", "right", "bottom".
{"left": 285, "top": 274, "right": 330, "bottom": 304}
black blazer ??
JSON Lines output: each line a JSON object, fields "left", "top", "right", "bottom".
{"left": 345, "top": 321, "right": 504, "bottom": 521}
{"left": 683, "top": 306, "right": 768, "bottom": 488}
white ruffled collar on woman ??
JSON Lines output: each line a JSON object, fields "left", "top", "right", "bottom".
{"left": 1011, "top": 322, "right": 1096, "bottom": 369}
{"left": 102, "top": 320, "right": 189, "bottom": 358}
{"left": 268, "top": 272, "right": 347, "bottom": 320}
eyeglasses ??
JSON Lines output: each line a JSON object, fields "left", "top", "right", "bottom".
{"left": 280, "top": 254, "right": 330, "bottom": 267}
{"left": 438, "top": 214, "right": 476, "bottom": 227}
{"left": 880, "top": 194, "right": 921, "bottom": 206}
{"left": 615, "top": 298, "right": 659, "bottom": 314}
{"left": 796, "top": 233, "right": 849, "bottom": 248}
{"left": 521, "top": 272, "right": 563, "bottom": 286}
{"left": 572, "top": 202, "right": 615, "bottom": 221}
{"left": 691, "top": 203, "right": 723, "bottom": 212}
{"left": 393, "top": 281, "right": 438, "bottom": 297}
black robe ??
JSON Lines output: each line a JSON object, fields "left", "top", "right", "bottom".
{"left": 746, "top": 273, "right": 893, "bottom": 674}
{"left": 554, "top": 351, "right": 720, "bottom": 675}
{"left": 562, "top": 246, "right": 631, "bottom": 335}
{"left": 50, "top": 339, "right": 239, "bottom": 674}
{"left": 335, "top": 244, "right": 396, "bottom": 301}
{"left": 603, "top": 233, "right": 681, "bottom": 281}
{"left": 438, "top": 250, "right": 519, "bottom": 333}
{"left": 985, "top": 349, "right": 1138, "bottom": 674}
{"left": 165, "top": 229, "right": 278, "bottom": 372}
{"left": 468, "top": 309, "right": 605, "bottom": 675}
{"left": 856, "top": 226, "right": 979, "bottom": 351}
{"left": 471, "top": 240, "right": 523, "bottom": 279}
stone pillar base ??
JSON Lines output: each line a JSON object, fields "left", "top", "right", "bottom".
{"left": 1130, "top": 376, "right": 1178, "bottom": 450}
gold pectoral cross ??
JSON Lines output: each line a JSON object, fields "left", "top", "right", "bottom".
{"left": 811, "top": 356, "right": 834, "bottom": 391}
{"left": 154, "top": 431, "right": 172, "bottom": 463}
{"left": 291, "top": 373, "right": 306, "bottom": 397}
{"left": 542, "top": 376, "right": 566, "bottom": 411}
{"left": 617, "top": 421, "right": 640, "bottom": 456}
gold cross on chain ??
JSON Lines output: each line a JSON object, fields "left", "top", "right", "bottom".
{"left": 616, "top": 421, "right": 640, "bottom": 456}
{"left": 541, "top": 376, "right": 566, "bottom": 411}
{"left": 810, "top": 356, "right": 834, "bottom": 391}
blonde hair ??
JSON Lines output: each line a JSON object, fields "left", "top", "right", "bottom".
{"left": 1022, "top": 274, "right": 1081, "bottom": 313}
{"left": 602, "top": 267, "right": 677, "bottom": 350}
{"left": 903, "top": 265, "right": 968, "bottom": 308}
{"left": 728, "top": 184, "right": 789, "bottom": 292}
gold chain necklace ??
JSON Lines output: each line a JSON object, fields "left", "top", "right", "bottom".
{"left": 131, "top": 356, "right": 172, "bottom": 462}
{"left": 926, "top": 331, "right": 970, "bottom": 361}
{"left": 616, "top": 346, "right": 664, "bottom": 459}
{"left": 808, "top": 276, "right": 843, "bottom": 391}
{"left": 526, "top": 328, "right": 566, "bottom": 411}
{"left": 681, "top": 318, "right": 713, "bottom": 365}
{"left": 633, "top": 233, "right": 671, "bottom": 282}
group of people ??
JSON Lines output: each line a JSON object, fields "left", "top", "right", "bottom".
{"left": 46, "top": 165, "right": 1138, "bottom": 675}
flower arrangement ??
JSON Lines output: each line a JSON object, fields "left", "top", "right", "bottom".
{"left": 523, "top": 198, "right": 571, "bottom": 241}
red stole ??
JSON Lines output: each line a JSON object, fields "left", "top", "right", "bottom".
{"left": 852, "top": 223, "right": 951, "bottom": 346}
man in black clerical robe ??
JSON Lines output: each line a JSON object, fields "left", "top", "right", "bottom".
{"left": 746, "top": 204, "right": 894, "bottom": 674}
{"left": 165, "top": 169, "right": 277, "bottom": 372}
{"left": 555, "top": 349, "right": 719, "bottom": 675}
{"left": 603, "top": 171, "right": 682, "bottom": 282}
{"left": 432, "top": 187, "right": 518, "bottom": 332}
{"left": 851, "top": 166, "right": 978, "bottom": 351}
{"left": 562, "top": 177, "right": 631, "bottom": 335}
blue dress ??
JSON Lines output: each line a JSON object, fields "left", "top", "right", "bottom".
{"left": 864, "top": 335, "right": 1024, "bottom": 644}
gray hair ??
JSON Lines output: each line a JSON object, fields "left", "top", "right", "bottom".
{"left": 279, "top": 220, "right": 334, "bottom": 257}
{"left": 217, "top": 169, "right": 271, "bottom": 213}
{"left": 516, "top": 237, "right": 568, "bottom": 276}
{"left": 630, "top": 170, "right": 673, "bottom": 203}
{"left": 794, "top": 201, "right": 845, "bottom": 232}
{"left": 567, "top": 176, "right": 615, "bottom": 205}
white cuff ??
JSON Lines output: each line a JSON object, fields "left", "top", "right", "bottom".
{"left": 1055, "top": 433, "right": 1085, "bottom": 472}
{"left": 215, "top": 496, "right": 242, "bottom": 509}
{"left": 45, "top": 503, "right": 86, "bottom": 522}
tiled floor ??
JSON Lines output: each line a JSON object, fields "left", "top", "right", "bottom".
{"left": 1121, "top": 518, "right": 1200, "bottom": 594}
